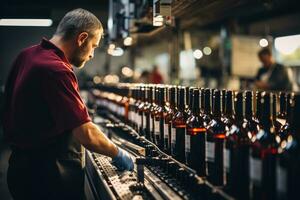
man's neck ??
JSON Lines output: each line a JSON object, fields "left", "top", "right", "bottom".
{"left": 49, "top": 36, "right": 72, "bottom": 61}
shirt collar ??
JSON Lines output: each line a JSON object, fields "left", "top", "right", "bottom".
{"left": 40, "top": 38, "right": 72, "bottom": 70}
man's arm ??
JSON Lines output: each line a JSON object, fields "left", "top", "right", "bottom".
{"left": 72, "top": 121, "right": 118, "bottom": 158}
{"left": 72, "top": 121, "right": 134, "bottom": 171}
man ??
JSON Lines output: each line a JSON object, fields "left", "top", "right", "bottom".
{"left": 2, "top": 8, "right": 133, "bottom": 200}
{"left": 255, "top": 48, "right": 292, "bottom": 91}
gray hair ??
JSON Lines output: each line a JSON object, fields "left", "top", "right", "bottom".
{"left": 55, "top": 8, "right": 103, "bottom": 40}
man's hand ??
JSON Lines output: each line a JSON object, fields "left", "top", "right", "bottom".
{"left": 112, "top": 147, "right": 134, "bottom": 171}
{"left": 73, "top": 122, "right": 134, "bottom": 172}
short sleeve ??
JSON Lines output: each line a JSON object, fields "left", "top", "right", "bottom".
{"left": 41, "top": 70, "right": 91, "bottom": 134}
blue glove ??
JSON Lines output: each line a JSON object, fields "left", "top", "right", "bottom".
{"left": 112, "top": 147, "right": 134, "bottom": 171}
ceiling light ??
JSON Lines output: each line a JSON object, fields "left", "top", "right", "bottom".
{"left": 0, "top": 19, "right": 53, "bottom": 27}
{"left": 203, "top": 47, "right": 212, "bottom": 55}
{"left": 123, "top": 37, "right": 133, "bottom": 46}
{"left": 193, "top": 49, "right": 203, "bottom": 59}
{"left": 259, "top": 38, "right": 268, "bottom": 47}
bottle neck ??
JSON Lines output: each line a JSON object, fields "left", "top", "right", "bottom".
{"left": 260, "top": 93, "right": 273, "bottom": 130}
{"left": 279, "top": 92, "right": 286, "bottom": 117}
{"left": 245, "top": 91, "right": 253, "bottom": 119}
{"left": 286, "top": 94, "right": 292, "bottom": 124}
{"left": 225, "top": 91, "right": 233, "bottom": 116}
{"left": 141, "top": 89, "right": 145, "bottom": 102}
{"left": 154, "top": 87, "right": 159, "bottom": 105}
{"left": 137, "top": 88, "right": 141, "bottom": 101}
{"left": 158, "top": 87, "right": 165, "bottom": 106}
{"left": 234, "top": 92, "right": 243, "bottom": 121}
{"left": 188, "top": 88, "right": 194, "bottom": 109}
{"left": 204, "top": 89, "right": 211, "bottom": 114}
{"left": 272, "top": 94, "right": 278, "bottom": 121}
{"left": 222, "top": 90, "right": 226, "bottom": 115}
{"left": 169, "top": 87, "right": 176, "bottom": 109}
{"left": 213, "top": 90, "right": 221, "bottom": 117}
{"left": 200, "top": 89, "right": 205, "bottom": 111}
{"left": 178, "top": 88, "right": 185, "bottom": 111}
{"left": 256, "top": 92, "right": 262, "bottom": 121}
{"left": 148, "top": 87, "right": 153, "bottom": 104}
{"left": 192, "top": 89, "right": 200, "bottom": 115}
{"left": 290, "top": 94, "right": 300, "bottom": 137}
{"left": 185, "top": 87, "right": 190, "bottom": 109}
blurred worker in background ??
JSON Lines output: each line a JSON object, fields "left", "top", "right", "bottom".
{"left": 255, "top": 47, "right": 292, "bottom": 91}
{"left": 139, "top": 70, "right": 151, "bottom": 83}
{"left": 150, "top": 65, "right": 164, "bottom": 84}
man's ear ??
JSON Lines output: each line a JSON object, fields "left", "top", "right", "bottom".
{"left": 77, "top": 32, "right": 89, "bottom": 47}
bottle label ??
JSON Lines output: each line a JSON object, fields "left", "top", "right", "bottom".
{"left": 164, "top": 123, "right": 169, "bottom": 139}
{"left": 224, "top": 148, "right": 230, "bottom": 172}
{"left": 249, "top": 156, "right": 262, "bottom": 185}
{"left": 171, "top": 127, "right": 176, "bottom": 146}
{"left": 206, "top": 142, "right": 215, "bottom": 162}
{"left": 185, "top": 130, "right": 191, "bottom": 153}
{"left": 150, "top": 116, "right": 153, "bottom": 132}
{"left": 143, "top": 115, "right": 147, "bottom": 129}
{"left": 276, "top": 162, "right": 287, "bottom": 194}
{"left": 154, "top": 120, "right": 160, "bottom": 136}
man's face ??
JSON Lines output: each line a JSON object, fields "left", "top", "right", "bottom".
{"left": 258, "top": 54, "right": 272, "bottom": 68}
{"left": 71, "top": 29, "right": 102, "bottom": 68}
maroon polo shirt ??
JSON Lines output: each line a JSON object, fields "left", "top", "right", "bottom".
{"left": 2, "top": 38, "right": 91, "bottom": 149}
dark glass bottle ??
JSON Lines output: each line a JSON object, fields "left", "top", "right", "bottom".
{"left": 186, "top": 88, "right": 207, "bottom": 177}
{"left": 137, "top": 87, "right": 145, "bottom": 136}
{"left": 226, "top": 92, "right": 251, "bottom": 199}
{"left": 172, "top": 87, "right": 188, "bottom": 162}
{"left": 222, "top": 90, "right": 235, "bottom": 130}
{"left": 203, "top": 88, "right": 212, "bottom": 126}
{"left": 142, "top": 87, "right": 150, "bottom": 139}
{"left": 165, "top": 86, "right": 176, "bottom": 154}
{"left": 134, "top": 87, "right": 142, "bottom": 132}
{"left": 277, "top": 92, "right": 287, "bottom": 125}
{"left": 130, "top": 87, "right": 139, "bottom": 131}
{"left": 186, "top": 87, "right": 195, "bottom": 116}
{"left": 150, "top": 86, "right": 158, "bottom": 144}
{"left": 119, "top": 86, "right": 129, "bottom": 123}
{"left": 144, "top": 87, "right": 153, "bottom": 140}
{"left": 154, "top": 86, "right": 168, "bottom": 150}
{"left": 276, "top": 93, "right": 300, "bottom": 200}
{"left": 243, "top": 91, "right": 259, "bottom": 141}
{"left": 278, "top": 93, "right": 292, "bottom": 143}
{"left": 221, "top": 89, "right": 227, "bottom": 116}
{"left": 206, "top": 90, "right": 226, "bottom": 186}
{"left": 254, "top": 91, "right": 262, "bottom": 126}
{"left": 169, "top": 86, "right": 178, "bottom": 157}
{"left": 249, "top": 92, "right": 277, "bottom": 200}
{"left": 272, "top": 93, "right": 283, "bottom": 133}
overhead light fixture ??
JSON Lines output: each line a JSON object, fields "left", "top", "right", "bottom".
{"left": 121, "top": 66, "right": 133, "bottom": 77}
{"left": 0, "top": 19, "right": 53, "bottom": 27}
{"left": 259, "top": 38, "right": 268, "bottom": 47}
{"left": 108, "top": 43, "right": 116, "bottom": 49}
{"left": 275, "top": 34, "right": 300, "bottom": 55}
{"left": 123, "top": 36, "right": 133, "bottom": 46}
{"left": 193, "top": 49, "right": 203, "bottom": 59}
{"left": 107, "top": 46, "right": 124, "bottom": 56}
{"left": 153, "top": 15, "right": 164, "bottom": 27}
{"left": 203, "top": 47, "right": 212, "bottom": 55}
